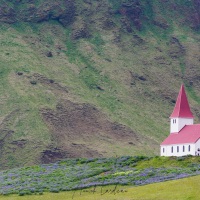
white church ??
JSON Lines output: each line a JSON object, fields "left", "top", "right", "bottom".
{"left": 160, "top": 84, "right": 200, "bottom": 157}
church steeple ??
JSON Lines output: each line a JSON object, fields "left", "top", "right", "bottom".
{"left": 170, "top": 84, "right": 194, "bottom": 133}
{"left": 170, "top": 84, "right": 193, "bottom": 118}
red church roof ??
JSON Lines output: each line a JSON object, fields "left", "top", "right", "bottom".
{"left": 170, "top": 84, "right": 193, "bottom": 118}
{"left": 161, "top": 124, "right": 200, "bottom": 145}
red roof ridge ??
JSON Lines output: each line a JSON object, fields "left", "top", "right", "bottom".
{"left": 170, "top": 84, "right": 193, "bottom": 118}
{"left": 186, "top": 124, "right": 200, "bottom": 126}
{"left": 161, "top": 124, "right": 200, "bottom": 145}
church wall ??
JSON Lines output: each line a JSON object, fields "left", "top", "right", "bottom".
{"left": 160, "top": 143, "right": 195, "bottom": 156}
{"left": 195, "top": 139, "right": 200, "bottom": 155}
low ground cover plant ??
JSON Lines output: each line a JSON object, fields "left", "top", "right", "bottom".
{"left": 0, "top": 156, "right": 200, "bottom": 196}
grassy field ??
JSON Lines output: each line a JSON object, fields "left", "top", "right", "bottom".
{"left": 0, "top": 174, "right": 200, "bottom": 200}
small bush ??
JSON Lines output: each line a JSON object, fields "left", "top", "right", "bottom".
{"left": 49, "top": 188, "right": 60, "bottom": 193}
{"left": 18, "top": 191, "right": 25, "bottom": 196}
{"left": 17, "top": 72, "right": 23, "bottom": 76}
{"left": 176, "top": 157, "right": 185, "bottom": 161}
{"left": 30, "top": 80, "right": 37, "bottom": 85}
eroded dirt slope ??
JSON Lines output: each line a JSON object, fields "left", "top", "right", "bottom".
{"left": 41, "top": 100, "right": 141, "bottom": 163}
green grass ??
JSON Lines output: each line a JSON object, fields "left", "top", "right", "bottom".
{"left": 88, "top": 34, "right": 105, "bottom": 56}
{"left": 185, "top": 84, "right": 200, "bottom": 104}
{"left": 1, "top": 175, "right": 200, "bottom": 200}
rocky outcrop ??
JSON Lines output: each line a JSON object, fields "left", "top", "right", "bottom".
{"left": 169, "top": 0, "right": 200, "bottom": 30}
{"left": 0, "top": 5, "right": 16, "bottom": 23}
{"left": 118, "top": 1, "right": 142, "bottom": 30}
{"left": 168, "top": 37, "right": 185, "bottom": 59}
{"left": 71, "top": 19, "right": 90, "bottom": 40}
{"left": 0, "top": 0, "right": 76, "bottom": 26}
{"left": 0, "top": 0, "right": 199, "bottom": 32}
{"left": 191, "top": 0, "right": 200, "bottom": 30}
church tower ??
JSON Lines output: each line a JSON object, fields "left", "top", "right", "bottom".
{"left": 170, "top": 84, "right": 194, "bottom": 133}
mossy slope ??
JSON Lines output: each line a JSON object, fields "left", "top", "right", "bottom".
{"left": 0, "top": 0, "right": 199, "bottom": 168}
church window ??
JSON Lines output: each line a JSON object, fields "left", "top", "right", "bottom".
{"left": 183, "top": 146, "right": 185, "bottom": 152}
{"left": 163, "top": 148, "right": 165, "bottom": 153}
{"left": 177, "top": 146, "right": 179, "bottom": 152}
{"left": 188, "top": 145, "right": 191, "bottom": 152}
{"left": 171, "top": 146, "right": 173, "bottom": 153}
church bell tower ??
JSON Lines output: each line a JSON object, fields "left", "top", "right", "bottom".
{"left": 170, "top": 84, "right": 194, "bottom": 133}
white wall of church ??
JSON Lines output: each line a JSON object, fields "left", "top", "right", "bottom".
{"left": 195, "top": 139, "right": 200, "bottom": 155}
{"left": 160, "top": 143, "right": 195, "bottom": 157}
{"left": 170, "top": 118, "right": 193, "bottom": 133}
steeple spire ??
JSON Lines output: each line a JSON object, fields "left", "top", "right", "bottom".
{"left": 170, "top": 84, "right": 193, "bottom": 118}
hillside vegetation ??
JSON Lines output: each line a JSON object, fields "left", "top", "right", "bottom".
{"left": 0, "top": 156, "right": 200, "bottom": 196}
{"left": 0, "top": 0, "right": 199, "bottom": 169}
{"left": 1, "top": 175, "right": 200, "bottom": 200}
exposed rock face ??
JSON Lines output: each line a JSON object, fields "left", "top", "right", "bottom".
{"left": 71, "top": 19, "right": 90, "bottom": 40}
{"left": 0, "top": 0, "right": 76, "bottom": 26}
{"left": 169, "top": 0, "right": 200, "bottom": 30}
{"left": 192, "top": 0, "right": 200, "bottom": 30}
{"left": 0, "top": 0, "right": 199, "bottom": 31}
{"left": 0, "top": 5, "right": 16, "bottom": 23}
{"left": 168, "top": 37, "right": 185, "bottom": 59}
{"left": 119, "top": 1, "right": 142, "bottom": 30}
{"left": 41, "top": 148, "right": 67, "bottom": 164}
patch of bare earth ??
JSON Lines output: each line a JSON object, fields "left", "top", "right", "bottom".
{"left": 41, "top": 100, "right": 140, "bottom": 163}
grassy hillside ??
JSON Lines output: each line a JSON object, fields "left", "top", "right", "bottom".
{"left": 0, "top": 0, "right": 199, "bottom": 169}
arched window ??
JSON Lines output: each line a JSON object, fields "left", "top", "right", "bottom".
{"left": 171, "top": 146, "right": 173, "bottom": 153}
{"left": 188, "top": 145, "right": 191, "bottom": 152}
{"left": 183, "top": 146, "right": 185, "bottom": 152}
{"left": 163, "top": 148, "right": 165, "bottom": 153}
{"left": 177, "top": 146, "right": 179, "bottom": 152}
